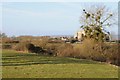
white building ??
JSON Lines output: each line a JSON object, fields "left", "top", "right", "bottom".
{"left": 74, "top": 30, "right": 85, "bottom": 41}
{"left": 74, "top": 29, "right": 111, "bottom": 42}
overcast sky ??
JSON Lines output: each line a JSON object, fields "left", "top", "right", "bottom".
{"left": 1, "top": 1, "right": 118, "bottom": 36}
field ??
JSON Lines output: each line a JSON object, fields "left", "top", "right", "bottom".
{"left": 2, "top": 50, "right": 118, "bottom": 78}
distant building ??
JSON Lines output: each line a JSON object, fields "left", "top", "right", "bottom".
{"left": 74, "top": 30, "right": 85, "bottom": 41}
{"left": 74, "top": 29, "right": 111, "bottom": 42}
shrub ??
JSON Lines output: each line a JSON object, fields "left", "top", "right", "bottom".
{"left": 74, "top": 39, "right": 99, "bottom": 60}
{"left": 9, "top": 36, "right": 120, "bottom": 66}
{"left": 73, "top": 39, "right": 119, "bottom": 65}
{"left": 72, "top": 39, "right": 107, "bottom": 61}
{"left": 2, "top": 44, "right": 12, "bottom": 49}
{"left": 13, "top": 42, "right": 29, "bottom": 52}
{"left": 31, "top": 38, "right": 49, "bottom": 49}
{"left": 14, "top": 42, "right": 45, "bottom": 54}
{"left": 33, "top": 46, "right": 45, "bottom": 54}
{"left": 57, "top": 43, "right": 74, "bottom": 57}
{"left": 26, "top": 43, "right": 35, "bottom": 53}
{"left": 104, "top": 44, "right": 119, "bottom": 65}
{"left": 45, "top": 43, "right": 57, "bottom": 55}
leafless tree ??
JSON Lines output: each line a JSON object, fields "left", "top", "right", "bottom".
{"left": 80, "top": 5, "right": 117, "bottom": 42}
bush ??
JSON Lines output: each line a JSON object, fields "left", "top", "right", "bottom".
{"left": 26, "top": 43, "right": 35, "bottom": 53}
{"left": 73, "top": 39, "right": 101, "bottom": 60}
{"left": 56, "top": 39, "right": 107, "bottom": 62}
{"left": 73, "top": 39, "right": 119, "bottom": 65}
{"left": 57, "top": 43, "right": 74, "bottom": 57}
{"left": 104, "top": 44, "right": 119, "bottom": 65}
{"left": 45, "top": 43, "right": 57, "bottom": 55}
{"left": 2, "top": 44, "right": 12, "bottom": 49}
{"left": 31, "top": 38, "right": 49, "bottom": 49}
{"left": 9, "top": 36, "right": 120, "bottom": 66}
{"left": 13, "top": 42, "right": 29, "bottom": 52}
{"left": 14, "top": 42, "right": 45, "bottom": 54}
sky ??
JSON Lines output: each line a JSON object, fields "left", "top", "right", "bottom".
{"left": 0, "top": 1, "right": 118, "bottom": 37}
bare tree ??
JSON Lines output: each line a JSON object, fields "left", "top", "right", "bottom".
{"left": 80, "top": 5, "right": 117, "bottom": 42}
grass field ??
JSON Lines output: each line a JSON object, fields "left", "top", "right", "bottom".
{"left": 2, "top": 50, "right": 118, "bottom": 78}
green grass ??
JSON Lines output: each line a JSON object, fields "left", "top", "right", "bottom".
{"left": 2, "top": 50, "right": 118, "bottom": 78}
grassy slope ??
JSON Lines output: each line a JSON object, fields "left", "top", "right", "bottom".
{"left": 2, "top": 50, "right": 118, "bottom": 78}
